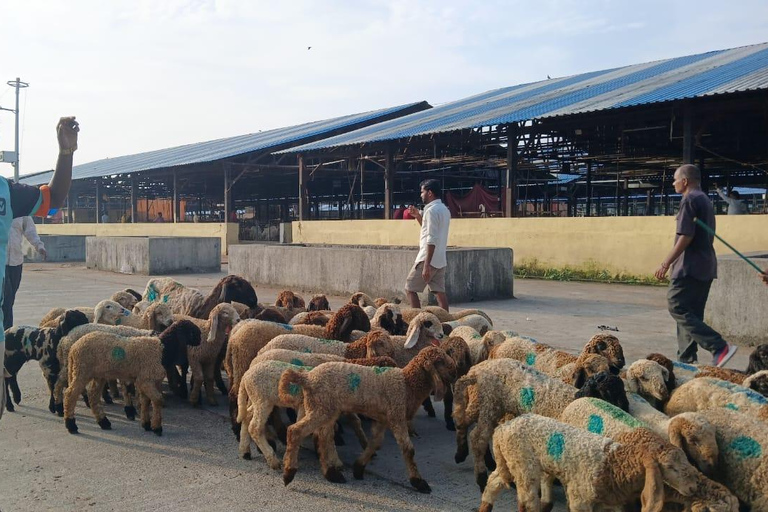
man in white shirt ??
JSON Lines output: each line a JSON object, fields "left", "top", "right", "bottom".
{"left": 405, "top": 179, "right": 451, "bottom": 311}
{"left": 714, "top": 184, "right": 747, "bottom": 215}
{"left": 3, "top": 217, "right": 47, "bottom": 329}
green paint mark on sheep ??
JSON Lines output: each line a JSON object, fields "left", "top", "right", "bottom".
{"left": 111, "top": 347, "right": 126, "bottom": 361}
{"left": 725, "top": 403, "right": 740, "bottom": 411}
{"left": 147, "top": 285, "right": 158, "bottom": 302}
{"left": 162, "top": 295, "right": 169, "bottom": 303}
{"left": 288, "top": 383, "right": 301, "bottom": 396}
{"left": 471, "top": 334, "right": 482, "bottom": 340}
{"left": 728, "top": 436, "right": 762, "bottom": 459}
{"left": 547, "top": 432, "right": 565, "bottom": 460}
{"left": 373, "top": 366, "right": 391, "bottom": 375}
{"left": 302, "top": 348, "right": 312, "bottom": 353}
{"left": 318, "top": 338, "right": 338, "bottom": 345}
{"left": 290, "top": 358, "right": 304, "bottom": 367}
{"left": 348, "top": 373, "right": 361, "bottom": 392}
{"left": 587, "top": 414, "right": 604, "bottom": 434}
{"left": 588, "top": 398, "right": 644, "bottom": 428}
{"left": 525, "top": 353, "right": 536, "bottom": 365}
{"left": 519, "top": 388, "right": 535, "bottom": 411}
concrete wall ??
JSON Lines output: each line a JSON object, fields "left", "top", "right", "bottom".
{"left": 705, "top": 252, "right": 768, "bottom": 347}
{"left": 86, "top": 237, "right": 221, "bottom": 275}
{"left": 22, "top": 235, "right": 86, "bottom": 262}
{"left": 36, "top": 223, "right": 237, "bottom": 256}
{"left": 291, "top": 215, "right": 768, "bottom": 277}
{"left": 229, "top": 244, "right": 513, "bottom": 302}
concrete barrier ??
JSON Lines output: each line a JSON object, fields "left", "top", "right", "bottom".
{"left": 22, "top": 235, "right": 86, "bottom": 262}
{"left": 705, "top": 252, "right": 768, "bottom": 347}
{"left": 86, "top": 237, "right": 221, "bottom": 275}
{"left": 229, "top": 244, "right": 513, "bottom": 303}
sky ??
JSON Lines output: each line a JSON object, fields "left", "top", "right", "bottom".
{"left": 1, "top": 0, "right": 767, "bottom": 177}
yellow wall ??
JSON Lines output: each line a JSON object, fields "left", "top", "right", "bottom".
{"left": 292, "top": 216, "right": 768, "bottom": 277}
{"left": 36, "top": 223, "right": 239, "bottom": 257}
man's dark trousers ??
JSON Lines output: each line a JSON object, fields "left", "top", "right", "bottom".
{"left": 2, "top": 264, "right": 23, "bottom": 330}
{"left": 667, "top": 276, "right": 726, "bottom": 363}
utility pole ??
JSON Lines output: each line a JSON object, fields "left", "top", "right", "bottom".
{"left": 3, "top": 78, "right": 30, "bottom": 183}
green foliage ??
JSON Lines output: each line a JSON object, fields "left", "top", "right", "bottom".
{"left": 515, "top": 258, "right": 665, "bottom": 286}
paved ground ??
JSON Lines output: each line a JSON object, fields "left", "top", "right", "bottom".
{"left": 0, "top": 264, "right": 753, "bottom": 511}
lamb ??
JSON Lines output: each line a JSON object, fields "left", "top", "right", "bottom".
{"left": 95, "top": 301, "right": 174, "bottom": 333}
{"left": 392, "top": 312, "right": 447, "bottom": 367}
{"left": 478, "top": 414, "right": 700, "bottom": 512}
{"left": 747, "top": 343, "right": 768, "bottom": 374}
{"left": 4, "top": 310, "right": 89, "bottom": 413}
{"left": 370, "top": 303, "right": 408, "bottom": 335}
{"left": 623, "top": 358, "right": 672, "bottom": 405}
{"left": 307, "top": 294, "right": 330, "bottom": 311}
{"left": 176, "top": 303, "right": 240, "bottom": 406}
{"left": 144, "top": 275, "right": 258, "bottom": 319}
{"left": 452, "top": 359, "right": 629, "bottom": 489}
{"left": 574, "top": 372, "right": 630, "bottom": 412}
{"left": 38, "top": 289, "right": 141, "bottom": 327}
{"left": 237, "top": 355, "right": 398, "bottom": 470}
{"left": 690, "top": 408, "right": 768, "bottom": 510}
{"left": 646, "top": 352, "right": 677, "bottom": 396}
{"left": 665, "top": 377, "right": 768, "bottom": 421}
{"left": 560, "top": 396, "right": 720, "bottom": 475}
{"left": 696, "top": 369, "right": 768, "bottom": 397}
{"left": 279, "top": 346, "right": 457, "bottom": 492}
{"left": 399, "top": 305, "right": 493, "bottom": 326}
{"left": 274, "top": 290, "right": 305, "bottom": 309}
{"left": 442, "top": 314, "right": 492, "bottom": 336}
{"left": 63, "top": 320, "right": 201, "bottom": 435}
{"left": 435, "top": 336, "right": 473, "bottom": 431}
{"left": 448, "top": 326, "right": 506, "bottom": 366}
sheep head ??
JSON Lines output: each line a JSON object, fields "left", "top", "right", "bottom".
{"left": 308, "top": 294, "right": 330, "bottom": 311}
{"left": 645, "top": 352, "right": 676, "bottom": 393}
{"left": 743, "top": 370, "right": 768, "bottom": 397}
{"left": 93, "top": 300, "right": 132, "bottom": 325}
{"left": 667, "top": 413, "right": 718, "bottom": 476}
{"left": 403, "top": 312, "right": 445, "bottom": 349}
{"left": 159, "top": 319, "right": 202, "bottom": 367}
{"left": 646, "top": 441, "right": 699, "bottom": 501}
{"left": 145, "top": 303, "right": 174, "bottom": 332}
{"left": 349, "top": 292, "right": 375, "bottom": 308}
{"left": 747, "top": 344, "right": 768, "bottom": 374}
{"left": 575, "top": 371, "right": 629, "bottom": 412}
{"left": 111, "top": 290, "right": 139, "bottom": 309}
{"left": 133, "top": 300, "right": 150, "bottom": 315}
{"left": 570, "top": 353, "right": 611, "bottom": 388}
{"left": 439, "top": 336, "right": 472, "bottom": 378}
{"left": 208, "top": 303, "right": 240, "bottom": 342}
{"left": 584, "top": 333, "right": 625, "bottom": 373}
{"left": 625, "top": 359, "right": 670, "bottom": 404}
{"left": 411, "top": 346, "right": 457, "bottom": 401}
{"left": 357, "top": 329, "right": 395, "bottom": 359}
{"left": 373, "top": 303, "right": 407, "bottom": 335}
{"left": 325, "top": 304, "right": 370, "bottom": 341}
{"left": 56, "top": 310, "right": 90, "bottom": 337}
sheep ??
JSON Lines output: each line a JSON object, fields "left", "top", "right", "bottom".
{"left": 574, "top": 372, "right": 630, "bottom": 412}
{"left": 477, "top": 414, "right": 700, "bottom": 512}
{"left": 4, "top": 310, "right": 89, "bottom": 414}
{"left": 289, "top": 311, "right": 331, "bottom": 327}
{"left": 233, "top": 302, "right": 289, "bottom": 323}
{"left": 691, "top": 408, "right": 768, "bottom": 510}
{"left": 63, "top": 320, "right": 201, "bottom": 435}
{"left": 400, "top": 305, "right": 493, "bottom": 326}
{"left": 279, "top": 346, "right": 457, "bottom": 493}
{"left": 237, "top": 355, "right": 398, "bottom": 470}
{"left": 442, "top": 314, "right": 492, "bottom": 336}
{"left": 96, "top": 301, "right": 174, "bottom": 333}
{"left": 370, "top": 303, "right": 408, "bottom": 336}
{"left": 665, "top": 377, "right": 768, "bottom": 421}
{"left": 392, "top": 312, "right": 447, "bottom": 367}
{"left": 646, "top": 352, "right": 677, "bottom": 396}
{"left": 176, "top": 303, "right": 240, "bottom": 406}
{"left": 132, "top": 300, "right": 150, "bottom": 315}
{"left": 623, "top": 358, "right": 672, "bottom": 406}
{"left": 696, "top": 369, "right": 768, "bottom": 397}
{"left": 37, "top": 289, "right": 141, "bottom": 328}
{"left": 144, "top": 276, "right": 257, "bottom": 320}
{"left": 448, "top": 326, "right": 507, "bottom": 366}
{"left": 560, "top": 396, "right": 720, "bottom": 475}
{"left": 452, "top": 359, "right": 629, "bottom": 489}
{"left": 746, "top": 343, "right": 768, "bottom": 374}
{"left": 436, "top": 336, "right": 473, "bottom": 431}
{"left": 275, "top": 290, "right": 305, "bottom": 309}
{"left": 307, "top": 294, "right": 330, "bottom": 311}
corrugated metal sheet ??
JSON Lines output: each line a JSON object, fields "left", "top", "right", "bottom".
{"left": 19, "top": 101, "right": 430, "bottom": 186}
{"left": 279, "top": 42, "right": 768, "bottom": 154}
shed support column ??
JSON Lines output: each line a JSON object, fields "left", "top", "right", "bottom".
{"left": 683, "top": 106, "right": 694, "bottom": 164}
{"left": 359, "top": 159, "right": 365, "bottom": 219}
{"left": 173, "top": 169, "right": 179, "bottom": 223}
{"left": 505, "top": 124, "right": 518, "bottom": 217}
{"left": 298, "top": 154, "right": 308, "bottom": 221}
{"left": 384, "top": 150, "right": 394, "bottom": 219}
{"left": 130, "top": 176, "right": 137, "bottom": 223}
{"left": 585, "top": 162, "right": 593, "bottom": 217}
{"left": 95, "top": 179, "right": 102, "bottom": 224}
{"left": 224, "top": 164, "right": 231, "bottom": 224}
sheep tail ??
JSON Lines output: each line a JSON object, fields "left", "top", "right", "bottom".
{"left": 452, "top": 309, "right": 493, "bottom": 326}
{"left": 452, "top": 374, "right": 477, "bottom": 422}
{"left": 236, "top": 379, "right": 250, "bottom": 424}
{"left": 278, "top": 369, "right": 310, "bottom": 404}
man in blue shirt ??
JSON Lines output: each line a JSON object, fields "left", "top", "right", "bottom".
{"left": 0, "top": 116, "right": 78, "bottom": 421}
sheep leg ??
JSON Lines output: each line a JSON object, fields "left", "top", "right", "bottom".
{"left": 238, "top": 403, "right": 254, "bottom": 460}
{"left": 282, "top": 411, "right": 328, "bottom": 486}
{"left": 108, "top": 379, "right": 121, "bottom": 399}
{"left": 87, "top": 379, "right": 111, "bottom": 430}
{"left": 229, "top": 388, "right": 241, "bottom": 440}
{"left": 270, "top": 408, "right": 288, "bottom": 444}
{"left": 213, "top": 343, "right": 228, "bottom": 396}
{"left": 470, "top": 417, "right": 496, "bottom": 491}
{"left": 9, "top": 374, "right": 21, "bottom": 404}
{"left": 421, "top": 397, "right": 436, "bottom": 417}
{"left": 316, "top": 423, "right": 347, "bottom": 484}
{"left": 478, "top": 453, "right": 514, "bottom": 512}
{"left": 347, "top": 414, "right": 368, "bottom": 450}
{"left": 4, "top": 377, "right": 14, "bottom": 412}
{"left": 63, "top": 373, "right": 90, "bottom": 434}
{"left": 46, "top": 372, "right": 59, "bottom": 414}
{"left": 139, "top": 390, "right": 151, "bottom": 431}
{"left": 443, "top": 387, "right": 455, "bottom": 431}
{"left": 101, "top": 383, "right": 113, "bottom": 404}
{"left": 53, "top": 373, "right": 66, "bottom": 416}
{"left": 352, "top": 420, "right": 387, "bottom": 481}
{"left": 202, "top": 363, "right": 218, "bottom": 406}
{"left": 389, "top": 421, "right": 430, "bottom": 494}
{"left": 248, "top": 400, "right": 282, "bottom": 470}
{"left": 122, "top": 381, "right": 137, "bottom": 420}
{"left": 188, "top": 363, "right": 204, "bottom": 406}
{"left": 138, "top": 380, "right": 164, "bottom": 435}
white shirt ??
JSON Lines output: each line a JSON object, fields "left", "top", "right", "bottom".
{"left": 716, "top": 189, "right": 747, "bottom": 215}
{"left": 415, "top": 199, "right": 450, "bottom": 269}
{"left": 7, "top": 217, "right": 44, "bottom": 267}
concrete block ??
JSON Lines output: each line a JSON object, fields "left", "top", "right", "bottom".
{"left": 280, "top": 223, "right": 292, "bottom": 244}
{"left": 705, "top": 252, "right": 768, "bottom": 347}
{"left": 22, "top": 235, "right": 86, "bottom": 262}
{"left": 86, "top": 237, "right": 220, "bottom": 275}
{"left": 229, "top": 244, "right": 513, "bottom": 303}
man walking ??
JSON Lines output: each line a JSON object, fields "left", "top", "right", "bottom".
{"left": 3, "top": 217, "right": 47, "bottom": 330}
{"left": 655, "top": 164, "right": 738, "bottom": 367}
{"left": 405, "top": 179, "right": 451, "bottom": 312}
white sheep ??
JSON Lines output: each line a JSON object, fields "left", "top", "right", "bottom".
{"left": 665, "top": 377, "right": 768, "bottom": 421}
{"left": 477, "top": 414, "right": 700, "bottom": 512}
{"left": 95, "top": 301, "right": 173, "bottom": 333}
{"left": 442, "top": 314, "right": 492, "bottom": 336}
{"left": 448, "top": 326, "right": 509, "bottom": 366}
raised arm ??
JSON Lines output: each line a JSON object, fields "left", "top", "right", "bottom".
{"left": 48, "top": 117, "right": 79, "bottom": 208}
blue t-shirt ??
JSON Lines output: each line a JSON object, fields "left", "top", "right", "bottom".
{"left": 671, "top": 189, "right": 717, "bottom": 281}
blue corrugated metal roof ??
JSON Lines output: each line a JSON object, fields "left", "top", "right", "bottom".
{"left": 19, "top": 101, "right": 430, "bottom": 186}
{"left": 279, "top": 42, "right": 768, "bottom": 154}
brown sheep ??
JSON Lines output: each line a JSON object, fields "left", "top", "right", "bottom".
{"left": 370, "top": 303, "right": 408, "bottom": 336}
{"left": 746, "top": 344, "right": 768, "bottom": 374}
{"left": 275, "top": 290, "right": 305, "bottom": 309}
{"left": 324, "top": 304, "right": 370, "bottom": 342}
{"left": 193, "top": 275, "right": 258, "bottom": 319}
{"left": 308, "top": 294, "right": 330, "bottom": 311}
{"left": 437, "top": 336, "right": 473, "bottom": 431}
{"left": 279, "top": 346, "right": 457, "bottom": 492}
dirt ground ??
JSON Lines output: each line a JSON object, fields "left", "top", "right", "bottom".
{"left": 0, "top": 264, "right": 753, "bottom": 511}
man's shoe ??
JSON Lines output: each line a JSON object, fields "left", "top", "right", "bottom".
{"left": 712, "top": 344, "right": 738, "bottom": 368}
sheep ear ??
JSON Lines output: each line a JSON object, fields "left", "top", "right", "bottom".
{"left": 208, "top": 314, "right": 219, "bottom": 342}
{"left": 94, "top": 307, "right": 103, "bottom": 324}
{"left": 640, "top": 456, "right": 665, "bottom": 512}
{"left": 626, "top": 374, "right": 639, "bottom": 393}
{"left": 338, "top": 315, "right": 353, "bottom": 340}
{"left": 573, "top": 368, "right": 587, "bottom": 389}
{"left": 404, "top": 322, "right": 421, "bottom": 349}
{"left": 660, "top": 366, "right": 670, "bottom": 383}
{"left": 667, "top": 419, "right": 685, "bottom": 451}
{"left": 442, "top": 323, "right": 453, "bottom": 335}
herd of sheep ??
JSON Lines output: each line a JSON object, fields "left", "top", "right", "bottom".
{"left": 3, "top": 274, "right": 768, "bottom": 511}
